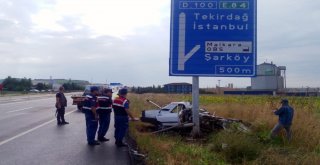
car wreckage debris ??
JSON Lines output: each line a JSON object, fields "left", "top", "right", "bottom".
{"left": 153, "top": 109, "right": 250, "bottom": 134}
{"left": 152, "top": 123, "right": 194, "bottom": 134}
{"left": 142, "top": 99, "right": 251, "bottom": 134}
{"left": 198, "top": 111, "right": 251, "bottom": 133}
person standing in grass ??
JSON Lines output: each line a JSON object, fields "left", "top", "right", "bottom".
{"left": 270, "top": 99, "right": 294, "bottom": 141}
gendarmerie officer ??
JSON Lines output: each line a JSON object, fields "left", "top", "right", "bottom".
{"left": 113, "top": 88, "right": 137, "bottom": 147}
{"left": 96, "top": 88, "right": 113, "bottom": 142}
{"left": 83, "top": 86, "right": 100, "bottom": 146}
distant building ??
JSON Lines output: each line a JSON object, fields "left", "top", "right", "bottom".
{"left": 223, "top": 62, "right": 287, "bottom": 96}
{"left": 251, "top": 62, "right": 286, "bottom": 91}
{"left": 32, "top": 79, "right": 90, "bottom": 86}
{"left": 285, "top": 88, "right": 320, "bottom": 97}
{"left": 164, "top": 83, "right": 192, "bottom": 94}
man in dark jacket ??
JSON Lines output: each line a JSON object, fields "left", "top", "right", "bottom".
{"left": 83, "top": 86, "right": 100, "bottom": 146}
{"left": 113, "top": 88, "right": 137, "bottom": 147}
{"left": 97, "top": 88, "right": 113, "bottom": 142}
{"left": 56, "top": 86, "right": 69, "bottom": 125}
{"left": 270, "top": 99, "right": 294, "bottom": 140}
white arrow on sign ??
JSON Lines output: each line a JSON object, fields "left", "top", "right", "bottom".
{"left": 178, "top": 12, "right": 201, "bottom": 71}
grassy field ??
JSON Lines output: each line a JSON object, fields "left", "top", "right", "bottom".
{"left": 127, "top": 93, "right": 320, "bottom": 165}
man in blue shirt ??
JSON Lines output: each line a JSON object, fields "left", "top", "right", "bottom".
{"left": 270, "top": 99, "right": 294, "bottom": 141}
{"left": 83, "top": 86, "right": 100, "bottom": 146}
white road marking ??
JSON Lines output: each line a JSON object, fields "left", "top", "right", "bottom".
{"left": 6, "top": 107, "right": 34, "bottom": 113}
{"left": 0, "top": 109, "right": 77, "bottom": 147}
{"left": 0, "top": 97, "right": 53, "bottom": 106}
{"left": 0, "top": 93, "right": 77, "bottom": 106}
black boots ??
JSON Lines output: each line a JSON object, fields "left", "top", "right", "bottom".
{"left": 98, "top": 137, "right": 110, "bottom": 142}
{"left": 62, "top": 121, "right": 69, "bottom": 124}
{"left": 88, "top": 141, "right": 101, "bottom": 146}
{"left": 115, "top": 141, "right": 128, "bottom": 147}
{"left": 57, "top": 121, "right": 69, "bottom": 125}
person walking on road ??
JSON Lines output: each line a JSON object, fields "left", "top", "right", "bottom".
{"left": 97, "top": 88, "right": 113, "bottom": 142}
{"left": 83, "top": 86, "right": 100, "bottom": 146}
{"left": 113, "top": 88, "right": 137, "bottom": 147}
{"left": 55, "top": 86, "right": 69, "bottom": 125}
{"left": 270, "top": 99, "right": 294, "bottom": 141}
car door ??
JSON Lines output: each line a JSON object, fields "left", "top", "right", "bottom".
{"left": 156, "top": 104, "right": 183, "bottom": 126}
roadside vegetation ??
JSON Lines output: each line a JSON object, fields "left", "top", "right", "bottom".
{"left": 0, "top": 76, "right": 84, "bottom": 95}
{"left": 1, "top": 76, "right": 33, "bottom": 91}
{"left": 127, "top": 94, "right": 320, "bottom": 165}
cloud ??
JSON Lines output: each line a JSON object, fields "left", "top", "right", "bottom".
{"left": 31, "top": 0, "right": 170, "bottom": 38}
{"left": 256, "top": 0, "right": 320, "bottom": 87}
{"left": 0, "top": 0, "right": 319, "bottom": 88}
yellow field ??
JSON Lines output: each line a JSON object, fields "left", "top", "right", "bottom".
{"left": 127, "top": 94, "right": 320, "bottom": 165}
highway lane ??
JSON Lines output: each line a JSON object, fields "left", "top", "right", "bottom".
{"left": 0, "top": 93, "right": 59, "bottom": 104}
{"left": 0, "top": 94, "right": 130, "bottom": 165}
{"left": 0, "top": 94, "right": 73, "bottom": 142}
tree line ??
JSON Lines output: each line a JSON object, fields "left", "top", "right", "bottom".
{"left": 62, "top": 81, "right": 84, "bottom": 91}
{"left": 1, "top": 77, "right": 84, "bottom": 91}
{"left": 131, "top": 85, "right": 165, "bottom": 94}
{"left": 1, "top": 76, "right": 33, "bottom": 91}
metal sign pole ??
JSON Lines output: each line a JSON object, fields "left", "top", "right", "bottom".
{"left": 192, "top": 76, "right": 200, "bottom": 137}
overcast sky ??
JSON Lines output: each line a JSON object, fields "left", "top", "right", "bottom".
{"left": 0, "top": 0, "right": 319, "bottom": 88}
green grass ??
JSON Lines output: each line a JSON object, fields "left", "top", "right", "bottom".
{"left": 129, "top": 122, "right": 225, "bottom": 165}
{"left": 128, "top": 94, "right": 320, "bottom": 165}
{"left": 211, "top": 132, "right": 261, "bottom": 163}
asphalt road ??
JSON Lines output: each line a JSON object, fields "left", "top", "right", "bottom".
{"left": 0, "top": 93, "right": 130, "bottom": 165}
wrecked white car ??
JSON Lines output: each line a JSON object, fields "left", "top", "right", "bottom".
{"left": 140, "top": 100, "right": 251, "bottom": 133}
{"left": 140, "top": 100, "right": 191, "bottom": 129}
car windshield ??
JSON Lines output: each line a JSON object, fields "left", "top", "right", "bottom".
{"left": 161, "top": 103, "right": 177, "bottom": 111}
{"left": 84, "top": 85, "right": 106, "bottom": 95}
